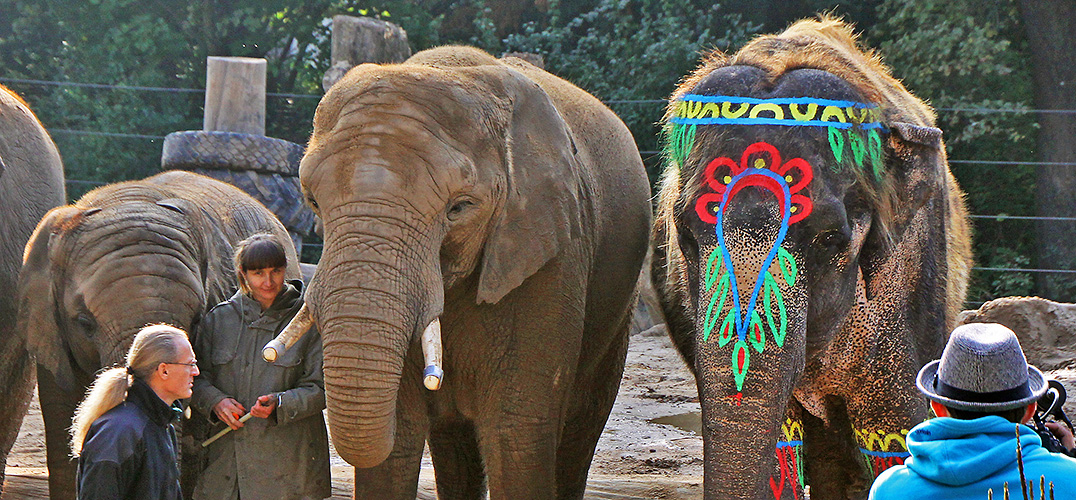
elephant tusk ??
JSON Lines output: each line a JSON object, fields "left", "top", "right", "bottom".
{"left": 422, "top": 318, "right": 444, "bottom": 391}
{"left": 262, "top": 303, "right": 313, "bottom": 362}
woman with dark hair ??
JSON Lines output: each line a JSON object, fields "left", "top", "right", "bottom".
{"left": 189, "top": 234, "right": 330, "bottom": 500}
{"left": 73, "top": 324, "right": 197, "bottom": 500}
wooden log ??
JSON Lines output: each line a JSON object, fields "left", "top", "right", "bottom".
{"left": 322, "top": 16, "right": 411, "bottom": 91}
{"left": 203, "top": 56, "right": 266, "bottom": 135}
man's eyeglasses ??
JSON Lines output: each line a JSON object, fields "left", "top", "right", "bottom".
{"left": 167, "top": 361, "right": 198, "bottom": 367}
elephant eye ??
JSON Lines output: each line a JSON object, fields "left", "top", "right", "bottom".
{"left": 306, "top": 196, "right": 319, "bottom": 211}
{"left": 75, "top": 313, "right": 96, "bottom": 336}
{"left": 816, "top": 230, "right": 849, "bottom": 249}
{"left": 677, "top": 228, "right": 700, "bottom": 263}
{"left": 447, "top": 199, "right": 474, "bottom": 220}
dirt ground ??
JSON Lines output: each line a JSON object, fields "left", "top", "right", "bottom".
{"left": 0, "top": 324, "right": 705, "bottom": 499}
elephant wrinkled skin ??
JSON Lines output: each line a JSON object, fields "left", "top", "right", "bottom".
{"left": 652, "top": 18, "right": 973, "bottom": 500}
{"left": 16, "top": 170, "right": 299, "bottom": 499}
{"left": 0, "top": 84, "right": 65, "bottom": 494}
{"left": 291, "top": 46, "right": 651, "bottom": 499}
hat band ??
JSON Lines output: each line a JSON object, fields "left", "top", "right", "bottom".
{"left": 934, "top": 375, "right": 1032, "bottom": 404}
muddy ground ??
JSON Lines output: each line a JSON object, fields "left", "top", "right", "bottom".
{"left": 1, "top": 324, "right": 705, "bottom": 499}
{"left": 5, "top": 320, "right": 1075, "bottom": 499}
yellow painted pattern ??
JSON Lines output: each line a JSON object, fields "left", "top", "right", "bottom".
{"left": 673, "top": 99, "right": 883, "bottom": 124}
{"left": 853, "top": 427, "right": 911, "bottom": 478}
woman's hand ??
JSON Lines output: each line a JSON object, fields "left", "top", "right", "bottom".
{"left": 251, "top": 393, "right": 279, "bottom": 419}
{"left": 213, "top": 398, "right": 247, "bottom": 430}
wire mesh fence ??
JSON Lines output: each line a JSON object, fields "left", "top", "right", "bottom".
{"left": 7, "top": 75, "right": 1074, "bottom": 306}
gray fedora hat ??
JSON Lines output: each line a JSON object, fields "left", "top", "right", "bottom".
{"left": 916, "top": 322, "right": 1047, "bottom": 411}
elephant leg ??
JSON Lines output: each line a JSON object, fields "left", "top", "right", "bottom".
{"left": 801, "top": 398, "right": 862, "bottom": 500}
{"left": 554, "top": 326, "right": 630, "bottom": 500}
{"left": 37, "top": 365, "right": 79, "bottom": 500}
{"left": 352, "top": 360, "right": 429, "bottom": 500}
{"left": 0, "top": 339, "right": 35, "bottom": 491}
{"left": 427, "top": 418, "right": 486, "bottom": 499}
{"left": 844, "top": 380, "right": 922, "bottom": 495}
{"left": 480, "top": 418, "right": 559, "bottom": 500}
{"left": 177, "top": 416, "right": 209, "bottom": 500}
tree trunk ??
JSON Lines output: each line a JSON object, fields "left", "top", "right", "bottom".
{"left": 1019, "top": 0, "right": 1076, "bottom": 301}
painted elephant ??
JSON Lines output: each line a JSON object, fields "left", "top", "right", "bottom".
{"left": 651, "top": 18, "right": 973, "bottom": 500}
{"left": 280, "top": 45, "right": 651, "bottom": 499}
{"left": 0, "top": 85, "right": 66, "bottom": 492}
{"left": 16, "top": 170, "right": 299, "bottom": 499}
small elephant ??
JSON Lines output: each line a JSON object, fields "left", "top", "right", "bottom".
{"left": 0, "top": 85, "right": 66, "bottom": 492}
{"left": 284, "top": 46, "right": 651, "bottom": 499}
{"left": 16, "top": 170, "right": 300, "bottom": 499}
{"left": 652, "top": 18, "right": 973, "bottom": 500}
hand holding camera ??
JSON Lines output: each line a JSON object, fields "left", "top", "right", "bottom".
{"left": 1032, "top": 379, "right": 1076, "bottom": 457}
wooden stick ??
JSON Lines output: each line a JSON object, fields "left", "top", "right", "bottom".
{"left": 201, "top": 413, "right": 253, "bottom": 447}
{"left": 1016, "top": 426, "right": 1028, "bottom": 500}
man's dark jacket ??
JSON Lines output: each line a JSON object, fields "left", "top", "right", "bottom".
{"left": 77, "top": 377, "right": 182, "bottom": 500}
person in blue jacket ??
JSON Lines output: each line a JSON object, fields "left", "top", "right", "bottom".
{"left": 71, "top": 324, "right": 198, "bottom": 500}
{"left": 869, "top": 322, "right": 1076, "bottom": 500}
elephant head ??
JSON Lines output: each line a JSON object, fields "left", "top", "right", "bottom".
{"left": 652, "top": 19, "right": 971, "bottom": 499}
{"left": 16, "top": 193, "right": 235, "bottom": 392}
{"left": 291, "top": 48, "right": 585, "bottom": 468}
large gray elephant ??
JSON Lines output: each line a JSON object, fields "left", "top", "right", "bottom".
{"left": 277, "top": 46, "right": 651, "bottom": 499}
{"left": 651, "top": 18, "right": 973, "bottom": 499}
{"left": 16, "top": 170, "right": 299, "bottom": 499}
{"left": 0, "top": 84, "right": 66, "bottom": 492}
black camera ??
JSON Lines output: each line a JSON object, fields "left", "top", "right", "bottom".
{"left": 1032, "top": 379, "right": 1075, "bottom": 457}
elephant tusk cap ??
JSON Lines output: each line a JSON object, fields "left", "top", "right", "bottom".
{"left": 263, "top": 303, "right": 314, "bottom": 362}
{"left": 422, "top": 318, "right": 444, "bottom": 391}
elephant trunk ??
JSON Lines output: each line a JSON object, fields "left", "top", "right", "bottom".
{"left": 697, "top": 357, "right": 804, "bottom": 499}
{"left": 694, "top": 270, "right": 808, "bottom": 500}
{"left": 309, "top": 223, "right": 443, "bottom": 469}
{"left": 320, "top": 309, "right": 405, "bottom": 468}
{"left": 696, "top": 188, "right": 809, "bottom": 499}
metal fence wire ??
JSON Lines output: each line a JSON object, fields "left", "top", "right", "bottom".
{"left": 8, "top": 76, "right": 1075, "bottom": 281}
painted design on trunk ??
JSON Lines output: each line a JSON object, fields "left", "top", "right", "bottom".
{"left": 770, "top": 418, "right": 806, "bottom": 500}
{"left": 694, "top": 142, "right": 812, "bottom": 393}
{"left": 670, "top": 95, "right": 884, "bottom": 129}
{"left": 853, "top": 427, "right": 910, "bottom": 477}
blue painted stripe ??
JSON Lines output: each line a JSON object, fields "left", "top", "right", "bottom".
{"left": 670, "top": 117, "right": 886, "bottom": 129}
{"left": 679, "top": 94, "right": 877, "bottom": 108}
{"left": 776, "top": 441, "right": 803, "bottom": 449}
{"left": 859, "top": 448, "right": 911, "bottom": 458}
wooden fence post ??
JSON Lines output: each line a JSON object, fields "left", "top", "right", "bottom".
{"left": 322, "top": 15, "right": 411, "bottom": 92}
{"left": 162, "top": 57, "right": 312, "bottom": 256}
{"left": 204, "top": 56, "right": 266, "bottom": 135}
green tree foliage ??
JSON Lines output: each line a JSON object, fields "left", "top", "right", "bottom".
{"left": 503, "top": 0, "right": 759, "bottom": 185}
{"left": 0, "top": 0, "right": 381, "bottom": 195}
{"left": 0, "top": 0, "right": 1051, "bottom": 300}
{"left": 868, "top": 0, "right": 1038, "bottom": 302}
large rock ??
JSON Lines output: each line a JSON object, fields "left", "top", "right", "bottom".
{"left": 959, "top": 296, "right": 1076, "bottom": 370}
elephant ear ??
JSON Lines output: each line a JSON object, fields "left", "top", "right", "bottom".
{"left": 859, "top": 121, "right": 947, "bottom": 298}
{"left": 476, "top": 72, "right": 585, "bottom": 304}
{"left": 16, "top": 206, "right": 93, "bottom": 392}
{"left": 886, "top": 122, "right": 945, "bottom": 223}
